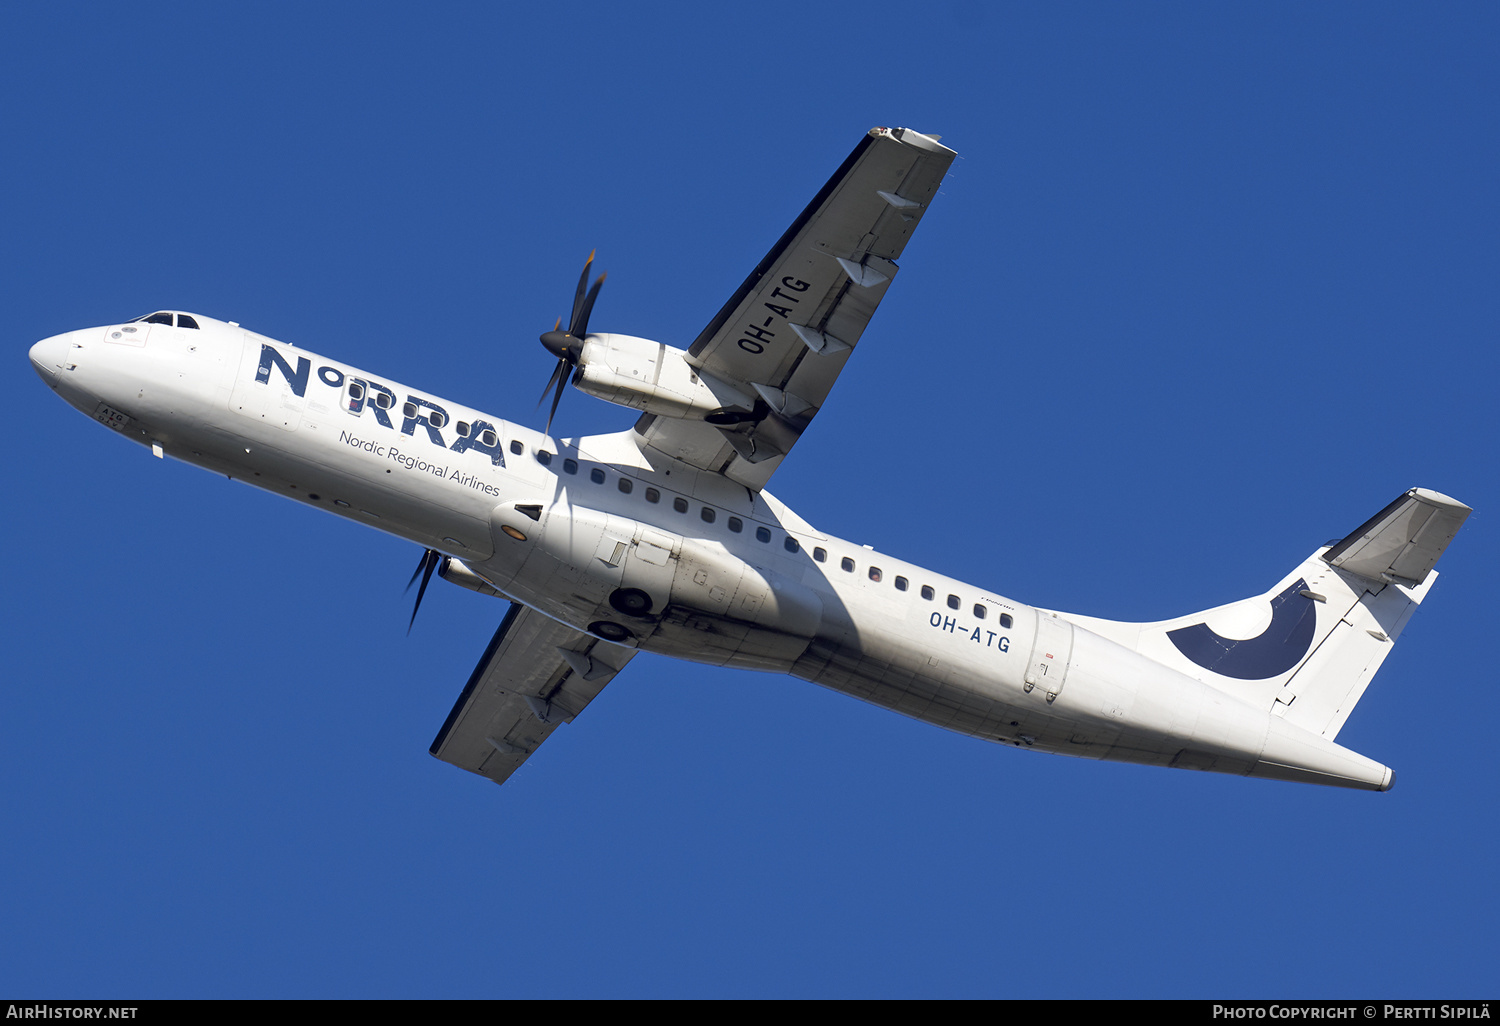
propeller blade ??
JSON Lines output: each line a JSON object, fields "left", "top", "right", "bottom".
{"left": 571, "top": 272, "right": 606, "bottom": 339}
{"left": 537, "top": 357, "right": 566, "bottom": 408}
{"left": 544, "top": 365, "right": 567, "bottom": 436}
{"left": 536, "top": 253, "right": 606, "bottom": 436}
{"left": 405, "top": 549, "right": 440, "bottom": 634}
{"left": 569, "top": 251, "right": 595, "bottom": 330}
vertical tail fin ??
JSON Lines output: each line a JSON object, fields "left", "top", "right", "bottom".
{"left": 1278, "top": 488, "right": 1470, "bottom": 738}
{"left": 1066, "top": 488, "right": 1470, "bottom": 739}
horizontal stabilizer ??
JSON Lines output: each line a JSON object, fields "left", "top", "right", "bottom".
{"left": 1322, "top": 487, "right": 1471, "bottom": 586}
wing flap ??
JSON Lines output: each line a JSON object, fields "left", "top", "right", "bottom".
{"left": 429, "top": 603, "right": 635, "bottom": 786}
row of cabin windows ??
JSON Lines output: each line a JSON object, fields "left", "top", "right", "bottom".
{"left": 532, "top": 449, "right": 800, "bottom": 552}
{"left": 518, "top": 444, "right": 1010, "bottom": 622}
{"left": 810, "top": 546, "right": 1015, "bottom": 627}
{"left": 521, "top": 447, "right": 1011, "bottom": 625}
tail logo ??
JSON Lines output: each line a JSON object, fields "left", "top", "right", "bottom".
{"left": 1167, "top": 579, "right": 1317, "bottom": 680}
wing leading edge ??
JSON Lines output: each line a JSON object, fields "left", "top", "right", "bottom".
{"left": 633, "top": 126, "right": 956, "bottom": 490}
{"left": 430, "top": 603, "right": 636, "bottom": 785}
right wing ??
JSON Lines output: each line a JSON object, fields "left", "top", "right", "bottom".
{"left": 430, "top": 603, "right": 635, "bottom": 786}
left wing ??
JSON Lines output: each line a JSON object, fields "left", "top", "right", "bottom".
{"left": 430, "top": 603, "right": 635, "bottom": 786}
{"left": 633, "top": 126, "right": 956, "bottom": 490}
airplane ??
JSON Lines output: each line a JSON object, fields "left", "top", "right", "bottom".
{"left": 28, "top": 126, "right": 1470, "bottom": 792}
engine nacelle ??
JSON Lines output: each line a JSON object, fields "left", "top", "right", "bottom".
{"left": 573, "top": 333, "right": 755, "bottom": 420}
{"left": 438, "top": 556, "right": 507, "bottom": 598}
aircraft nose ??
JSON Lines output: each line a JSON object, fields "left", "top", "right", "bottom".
{"left": 29, "top": 331, "right": 75, "bottom": 388}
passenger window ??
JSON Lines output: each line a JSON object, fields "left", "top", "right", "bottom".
{"left": 869, "top": 567, "right": 882, "bottom": 582}
{"left": 1000, "top": 614, "right": 1013, "bottom": 629}
{"left": 701, "top": 507, "right": 716, "bottom": 523}
{"left": 375, "top": 392, "right": 394, "bottom": 410}
{"left": 177, "top": 314, "right": 199, "bottom": 329}
{"left": 728, "top": 516, "right": 742, "bottom": 532}
{"left": 756, "top": 527, "right": 772, "bottom": 543}
{"left": 895, "top": 576, "right": 908, "bottom": 591}
{"left": 841, "top": 557, "right": 854, "bottom": 572}
{"left": 590, "top": 468, "right": 605, "bottom": 484}
{"left": 973, "top": 604, "right": 986, "bottom": 619}
{"left": 563, "top": 458, "right": 578, "bottom": 475}
{"left": 428, "top": 410, "right": 446, "bottom": 428}
{"left": 509, "top": 440, "right": 523, "bottom": 455}
{"left": 673, "top": 497, "right": 689, "bottom": 513}
{"left": 537, "top": 450, "right": 553, "bottom": 466}
{"left": 645, "top": 488, "right": 660, "bottom": 503}
{"left": 947, "top": 594, "right": 960, "bottom": 610}
{"left": 813, "top": 547, "right": 827, "bottom": 562}
{"left": 456, "top": 421, "right": 470, "bottom": 437}
{"left": 921, "top": 586, "right": 935, "bottom": 600}
{"left": 403, "top": 401, "right": 418, "bottom": 419}
{"left": 618, "top": 478, "right": 633, "bottom": 494}
{"left": 784, "top": 537, "right": 799, "bottom": 553}
{"left": 481, "top": 429, "right": 496, "bottom": 446}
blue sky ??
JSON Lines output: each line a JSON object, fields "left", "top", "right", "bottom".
{"left": 4, "top": 1, "right": 1497, "bottom": 998}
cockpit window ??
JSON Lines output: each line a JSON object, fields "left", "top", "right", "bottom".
{"left": 177, "top": 314, "right": 199, "bottom": 329}
{"left": 144, "top": 312, "right": 174, "bottom": 325}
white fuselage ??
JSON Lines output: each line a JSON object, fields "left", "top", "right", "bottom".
{"left": 30, "top": 313, "right": 1395, "bottom": 790}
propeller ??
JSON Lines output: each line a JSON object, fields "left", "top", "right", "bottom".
{"left": 537, "top": 252, "right": 605, "bottom": 435}
{"left": 405, "top": 548, "right": 442, "bottom": 634}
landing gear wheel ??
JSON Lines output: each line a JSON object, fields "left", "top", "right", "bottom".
{"left": 589, "top": 620, "right": 633, "bottom": 643}
{"left": 609, "top": 587, "right": 654, "bottom": 617}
